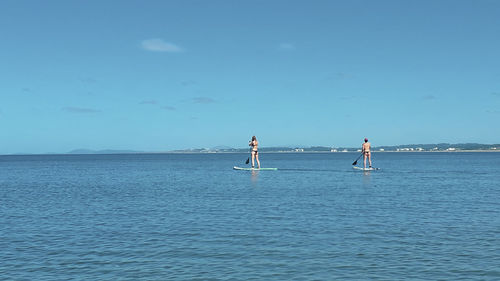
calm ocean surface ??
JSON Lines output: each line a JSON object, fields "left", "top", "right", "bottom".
{"left": 1, "top": 152, "right": 499, "bottom": 280}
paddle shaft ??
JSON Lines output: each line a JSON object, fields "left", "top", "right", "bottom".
{"left": 352, "top": 153, "right": 364, "bottom": 165}
{"left": 245, "top": 146, "right": 251, "bottom": 164}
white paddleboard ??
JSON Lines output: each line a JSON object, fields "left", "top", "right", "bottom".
{"left": 353, "top": 166, "right": 380, "bottom": 171}
{"left": 233, "top": 166, "right": 278, "bottom": 171}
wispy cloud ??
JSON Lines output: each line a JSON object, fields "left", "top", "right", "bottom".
{"left": 192, "top": 97, "right": 215, "bottom": 104}
{"left": 141, "top": 39, "right": 184, "bottom": 52}
{"left": 22, "top": 87, "right": 31, "bottom": 92}
{"left": 336, "top": 72, "right": 353, "bottom": 80}
{"left": 79, "top": 78, "right": 97, "bottom": 84}
{"left": 62, "top": 107, "right": 100, "bottom": 113}
{"left": 181, "top": 80, "right": 197, "bottom": 87}
{"left": 323, "top": 72, "right": 354, "bottom": 81}
{"left": 340, "top": 96, "right": 356, "bottom": 101}
{"left": 139, "top": 100, "right": 158, "bottom": 105}
{"left": 162, "top": 106, "right": 176, "bottom": 111}
{"left": 139, "top": 100, "right": 176, "bottom": 111}
{"left": 279, "top": 43, "right": 295, "bottom": 50}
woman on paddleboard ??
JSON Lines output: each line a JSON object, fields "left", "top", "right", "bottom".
{"left": 362, "top": 138, "right": 372, "bottom": 169}
{"left": 249, "top": 136, "right": 260, "bottom": 169}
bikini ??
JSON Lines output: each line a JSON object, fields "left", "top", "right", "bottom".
{"left": 251, "top": 141, "right": 258, "bottom": 154}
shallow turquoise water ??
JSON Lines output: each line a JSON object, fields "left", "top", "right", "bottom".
{"left": 1, "top": 152, "right": 499, "bottom": 280}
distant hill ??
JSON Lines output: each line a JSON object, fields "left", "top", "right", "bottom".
{"left": 63, "top": 143, "right": 499, "bottom": 155}
{"left": 211, "top": 145, "right": 234, "bottom": 150}
{"left": 375, "top": 143, "right": 500, "bottom": 151}
{"left": 171, "top": 143, "right": 499, "bottom": 153}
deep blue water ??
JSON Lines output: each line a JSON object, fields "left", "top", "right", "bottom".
{"left": 1, "top": 152, "right": 499, "bottom": 280}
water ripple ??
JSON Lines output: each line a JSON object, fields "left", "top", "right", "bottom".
{"left": 1, "top": 153, "right": 499, "bottom": 280}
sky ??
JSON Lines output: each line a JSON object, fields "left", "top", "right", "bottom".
{"left": 1, "top": 0, "right": 499, "bottom": 154}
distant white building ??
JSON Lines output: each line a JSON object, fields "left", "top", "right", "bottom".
{"left": 331, "top": 149, "right": 338, "bottom": 152}
{"left": 294, "top": 148, "right": 304, "bottom": 152}
{"left": 379, "top": 148, "right": 384, "bottom": 151}
{"left": 447, "top": 148, "right": 456, "bottom": 151}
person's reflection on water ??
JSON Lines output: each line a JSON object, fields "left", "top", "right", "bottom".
{"left": 362, "top": 170, "right": 371, "bottom": 185}
{"left": 251, "top": 170, "right": 259, "bottom": 184}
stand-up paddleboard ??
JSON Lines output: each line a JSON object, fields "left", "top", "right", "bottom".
{"left": 353, "top": 166, "right": 380, "bottom": 171}
{"left": 233, "top": 166, "right": 278, "bottom": 171}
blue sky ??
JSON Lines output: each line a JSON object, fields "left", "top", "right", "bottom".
{"left": 1, "top": 0, "right": 499, "bottom": 154}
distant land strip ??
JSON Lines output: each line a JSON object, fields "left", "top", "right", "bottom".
{"left": 3, "top": 143, "right": 498, "bottom": 155}
{"left": 67, "top": 143, "right": 499, "bottom": 154}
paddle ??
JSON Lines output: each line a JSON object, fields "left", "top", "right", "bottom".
{"left": 245, "top": 147, "right": 251, "bottom": 164}
{"left": 352, "top": 153, "right": 363, "bottom": 165}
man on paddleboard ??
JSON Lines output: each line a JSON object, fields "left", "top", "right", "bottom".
{"left": 249, "top": 136, "right": 260, "bottom": 169}
{"left": 362, "top": 138, "right": 372, "bottom": 169}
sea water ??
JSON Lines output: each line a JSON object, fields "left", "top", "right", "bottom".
{"left": 1, "top": 152, "right": 499, "bottom": 280}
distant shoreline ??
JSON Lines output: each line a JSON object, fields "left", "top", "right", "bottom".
{"left": 1, "top": 150, "right": 499, "bottom": 156}
{"left": 168, "top": 150, "right": 499, "bottom": 154}
{"left": 2, "top": 143, "right": 499, "bottom": 156}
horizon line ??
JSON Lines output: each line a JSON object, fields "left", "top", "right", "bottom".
{"left": 1, "top": 142, "right": 498, "bottom": 156}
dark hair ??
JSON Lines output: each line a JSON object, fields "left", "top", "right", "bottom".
{"left": 252, "top": 136, "right": 257, "bottom": 141}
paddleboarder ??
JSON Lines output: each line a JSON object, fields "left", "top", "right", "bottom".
{"left": 362, "top": 138, "right": 372, "bottom": 169}
{"left": 249, "top": 136, "right": 260, "bottom": 169}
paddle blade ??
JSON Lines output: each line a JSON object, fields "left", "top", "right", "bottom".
{"left": 352, "top": 153, "right": 363, "bottom": 165}
{"left": 245, "top": 157, "right": 249, "bottom": 164}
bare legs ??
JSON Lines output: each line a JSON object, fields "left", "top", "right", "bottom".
{"left": 251, "top": 151, "right": 260, "bottom": 169}
{"left": 363, "top": 152, "right": 372, "bottom": 168}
